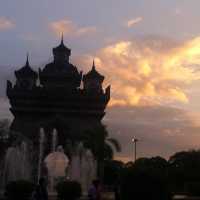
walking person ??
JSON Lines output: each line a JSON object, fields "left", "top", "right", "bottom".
{"left": 88, "top": 180, "right": 101, "bottom": 200}
{"left": 114, "top": 183, "right": 121, "bottom": 200}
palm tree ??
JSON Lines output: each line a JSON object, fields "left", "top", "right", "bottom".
{"left": 83, "top": 124, "right": 121, "bottom": 180}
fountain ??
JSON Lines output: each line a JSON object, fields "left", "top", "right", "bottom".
{"left": 68, "top": 142, "right": 83, "bottom": 181}
{"left": 2, "top": 128, "right": 97, "bottom": 196}
{"left": 68, "top": 142, "right": 97, "bottom": 194}
{"left": 38, "top": 128, "right": 45, "bottom": 182}
{"left": 52, "top": 129, "right": 57, "bottom": 153}
{"left": 3, "top": 139, "right": 31, "bottom": 185}
{"left": 43, "top": 134, "right": 97, "bottom": 194}
{"left": 80, "top": 148, "right": 97, "bottom": 193}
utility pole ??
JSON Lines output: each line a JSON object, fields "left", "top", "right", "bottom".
{"left": 131, "top": 138, "right": 139, "bottom": 162}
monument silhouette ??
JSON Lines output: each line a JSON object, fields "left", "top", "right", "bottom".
{"left": 6, "top": 37, "right": 110, "bottom": 182}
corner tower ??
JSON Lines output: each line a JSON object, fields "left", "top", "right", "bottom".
{"left": 14, "top": 54, "right": 38, "bottom": 90}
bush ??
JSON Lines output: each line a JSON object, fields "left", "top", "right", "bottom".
{"left": 5, "top": 180, "right": 35, "bottom": 200}
{"left": 121, "top": 170, "right": 171, "bottom": 200}
{"left": 56, "top": 180, "right": 82, "bottom": 200}
{"left": 184, "top": 182, "right": 200, "bottom": 196}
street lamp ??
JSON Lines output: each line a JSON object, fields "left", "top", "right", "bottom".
{"left": 131, "top": 138, "right": 139, "bottom": 162}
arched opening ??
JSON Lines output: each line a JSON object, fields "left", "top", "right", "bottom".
{"left": 44, "top": 145, "right": 69, "bottom": 192}
{"left": 38, "top": 127, "right": 97, "bottom": 194}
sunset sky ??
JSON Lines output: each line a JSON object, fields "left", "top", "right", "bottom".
{"left": 1, "top": 0, "right": 200, "bottom": 161}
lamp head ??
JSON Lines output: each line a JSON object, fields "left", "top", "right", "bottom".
{"left": 132, "top": 138, "right": 139, "bottom": 142}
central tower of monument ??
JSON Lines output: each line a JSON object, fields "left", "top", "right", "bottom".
{"left": 7, "top": 38, "right": 110, "bottom": 150}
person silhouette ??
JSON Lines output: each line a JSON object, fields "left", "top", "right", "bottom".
{"left": 88, "top": 180, "right": 101, "bottom": 200}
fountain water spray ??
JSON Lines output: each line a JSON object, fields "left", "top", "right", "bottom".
{"left": 38, "top": 128, "right": 45, "bottom": 182}
{"left": 52, "top": 129, "right": 57, "bottom": 153}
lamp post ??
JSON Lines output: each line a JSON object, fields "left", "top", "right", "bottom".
{"left": 131, "top": 138, "right": 139, "bottom": 162}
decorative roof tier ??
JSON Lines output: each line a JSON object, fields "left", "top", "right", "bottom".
{"left": 39, "top": 37, "right": 82, "bottom": 88}
{"left": 14, "top": 54, "right": 38, "bottom": 79}
{"left": 83, "top": 60, "right": 104, "bottom": 82}
{"left": 39, "top": 63, "right": 82, "bottom": 88}
{"left": 53, "top": 35, "right": 71, "bottom": 57}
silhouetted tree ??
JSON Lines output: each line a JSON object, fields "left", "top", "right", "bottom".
{"left": 168, "top": 150, "right": 200, "bottom": 194}
{"left": 124, "top": 161, "right": 134, "bottom": 168}
{"left": 120, "top": 156, "right": 171, "bottom": 200}
{"left": 83, "top": 125, "right": 121, "bottom": 179}
{"left": 5, "top": 180, "right": 34, "bottom": 200}
{"left": 133, "top": 156, "right": 169, "bottom": 181}
{"left": 103, "top": 160, "right": 124, "bottom": 186}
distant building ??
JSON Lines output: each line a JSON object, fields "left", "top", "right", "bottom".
{"left": 7, "top": 37, "right": 110, "bottom": 151}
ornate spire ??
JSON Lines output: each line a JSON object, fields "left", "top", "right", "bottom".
{"left": 26, "top": 52, "right": 30, "bottom": 67}
{"left": 92, "top": 59, "right": 95, "bottom": 70}
{"left": 61, "top": 33, "right": 64, "bottom": 45}
{"left": 14, "top": 53, "right": 38, "bottom": 79}
{"left": 53, "top": 33, "right": 71, "bottom": 57}
{"left": 83, "top": 60, "right": 104, "bottom": 82}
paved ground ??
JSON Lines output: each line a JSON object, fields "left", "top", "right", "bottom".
{"left": 48, "top": 192, "right": 115, "bottom": 200}
{"left": 173, "top": 195, "right": 200, "bottom": 200}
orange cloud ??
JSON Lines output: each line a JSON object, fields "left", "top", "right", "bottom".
{"left": 0, "top": 17, "right": 15, "bottom": 31}
{"left": 49, "top": 19, "right": 97, "bottom": 37}
{"left": 126, "top": 17, "right": 143, "bottom": 28}
{"left": 78, "top": 36, "right": 200, "bottom": 106}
